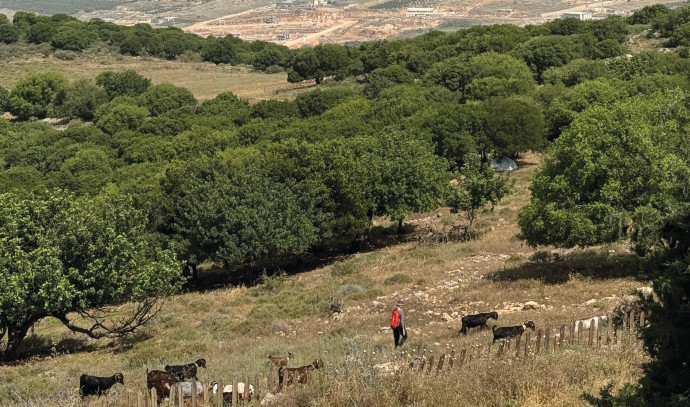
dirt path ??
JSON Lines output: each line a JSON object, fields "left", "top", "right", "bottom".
{"left": 284, "top": 19, "right": 360, "bottom": 48}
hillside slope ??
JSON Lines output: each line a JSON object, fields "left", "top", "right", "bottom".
{"left": 0, "top": 152, "right": 648, "bottom": 406}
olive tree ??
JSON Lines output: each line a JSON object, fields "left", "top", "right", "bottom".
{"left": 0, "top": 189, "right": 182, "bottom": 361}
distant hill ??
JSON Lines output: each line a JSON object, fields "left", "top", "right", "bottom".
{"left": 0, "top": 0, "right": 134, "bottom": 15}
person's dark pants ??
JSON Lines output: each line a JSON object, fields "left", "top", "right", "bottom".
{"left": 393, "top": 326, "right": 405, "bottom": 347}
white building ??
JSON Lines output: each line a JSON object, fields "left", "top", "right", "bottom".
{"left": 562, "top": 11, "right": 593, "bottom": 20}
{"left": 406, "top": 7, "right": 434, "bottom": 17}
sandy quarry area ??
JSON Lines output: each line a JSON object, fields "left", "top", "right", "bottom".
{"left": 180, "top": 0, "right": 680, "bottom": 48}
{"left": 181, "top": 0, "right": 682, "bottom": 47}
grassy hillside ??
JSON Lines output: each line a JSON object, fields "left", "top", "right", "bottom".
{"left": 0, "top": 153, "right": 648, "bottom": 406}
{"left": 0, "top": 49, "right": 308, "bottom": 103}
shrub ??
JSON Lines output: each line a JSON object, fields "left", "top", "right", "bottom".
{"left": 337, "top": 284, "right": 364, "bottom": 297}
{"left": 384, "top": 273, "right": 413, "bottom": 286}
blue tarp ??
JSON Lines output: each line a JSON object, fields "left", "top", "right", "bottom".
{"left": 490, "top": 157, "right": 518, "bottom": 172}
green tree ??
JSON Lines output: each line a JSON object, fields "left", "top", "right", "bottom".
{"left": 202, "top": 35, "right": 242, "bottom": 65}
{"left": 295, "top": 87, "right": 357, "bottom": 117}
{"left": 250, "top": 99, "right": 300, "bottom": 120}
{"left": 0, "top": 85, "right": 9, "bottom": 113}
{"left": 96, "top": 70, "right": 152, "bottom": 99}
{"left": 448, "top": 153, "right": 512, "bottom": 236}
{"left": 0, "top": 24, "right": 20, "bottom": 44}
{"left": 627, "top": 4, "right": 670, "bottom": 25}
{"left": 512, "top": 35, "right": 582, "bottom": 80}
{"left": 95, "top": 97, "right": 149, "bottom": 135}
{"left": 364, "top": 64, "right": 415, "bottom": 98}
{"left": 0, "top": 189, "right": 181, "bottom": 361}
{"left": 50, "top": 26, "right": 96, "bottom": 51}
{"left": 8, "top": 73, "right": 68, "bottom": 120}
{"left": 518, "top": 90, "right": 690, "bottom": 405}
{"left": 484, "top": 96, "right": 546, "bottom": 156}
{"left": 55, "top": 148, "right": 113, "bottom": 195}
{"left": 27, "top": 21, "right": 57, "bottom": 44}
{"left": 139, "top": 83, "right": 196, "bottom": 116}
{"left": 53, "top": 79, "right": 109, "bottom": 121}
{"left": 545, "top": 78, "right": 627, "bottom": 139}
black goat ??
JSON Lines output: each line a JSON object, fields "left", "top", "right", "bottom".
{"left": 165, "top": 358, "right": 206, "bottom": 381}
{"left": 79, "top": 373, "right": 124, "bottom": 398}
{"left": 459, "top": 311, "right": 499, "bottom": 335}
{"left": 492, "top": 321, "right": 536, "bottom": 343}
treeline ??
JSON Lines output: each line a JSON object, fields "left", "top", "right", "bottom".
{"left": 0, "top": 12, "right": 291, "bottom": 70}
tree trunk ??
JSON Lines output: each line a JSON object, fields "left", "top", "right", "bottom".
{"left": 2, "top": 323, "right": 32, "bottom": 361}
{"left": 191, "top": 263, "right": 198, "bottom": 280}
{"left": 397, "top": 219, "right": 404, "bottom": 234}
{"left": 223, "top": 259, "right": 230, "bottom": 274}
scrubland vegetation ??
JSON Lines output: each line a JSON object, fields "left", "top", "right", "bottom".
{"left": 1, "top": 3, "right": 690, "bottom": 406}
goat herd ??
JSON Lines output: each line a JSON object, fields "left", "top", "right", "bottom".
{"left": 77, "top": 311, "right": 609, "bottom": 404}
{"left": 79, "top": 355, "right": 321, "bottom": 405}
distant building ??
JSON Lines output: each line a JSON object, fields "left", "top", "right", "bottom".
{"left": 561, "top": 11, "right": 592, "bottom": 20}
{"left": 406, "top": 7, "right": 434, "bottom": 17}
{"left": 277, "top": 33, "right": 291, "bottom": 40}
{"left": 265, "top": 16, "right": 277, "bottom": 23}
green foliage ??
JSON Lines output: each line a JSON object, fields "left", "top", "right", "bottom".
{"left": 8, "top": 72, "right": 68, "bottom": 120}
{"left": 95, "top": 97, "right": 149, "bottom": 135}
{"left": 295, "top": 87, "right": 358, "bottom": 117}
{"left": 581, "top": 383, "right": 645, "bottom": 407}
{"left": 384, "top": 273, "right": 413, "bottom": 285}
{"left": 512, "top": 35, "right": 582, "bottom": 80}
{"left": 448, "top": 154, "right": 512, "bottom": 233}
{"left": 484, "top": 95, "right": 546, "bottom": 156}
{"left": 27, "top": 21, "right": 57, "bottom": 44}
{"left": 0, "top": 85, "right": 9, "bottom": 112}
{"left": 250, "top": 99, "right": 300, "bottom": 120}
{"left": 53, "top": 79, "right": 109, "bottom": 121}
{"left": 50, "top": 25, "right": 96, "bottom": 51}
{"left": 365, "top": 64, "right": 415, "bottom": 98}
{"left": 0, "top": 24, "right": 20, "bottom": 44}
{"left": 628, "top": 4, "right": 670, "bottom": 25}
{"left": 545, "top": 78, "right": 627, "bottom": 139}
{"left": 139, "top": 83, "right": 197, "bottom": 116}
{"left": 96, "top": 70, "right": 152, "bottom": 99}
{"left": 287, "top": 44, "right": 363, "bottom": 84}
{"left": 0, "top": 189, "right": 181, "bottom": 360}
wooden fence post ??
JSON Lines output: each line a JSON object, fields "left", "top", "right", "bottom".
{"left": 536, "top": 329, "right": 542, "bottom": 354}
{"left": 559, "top": 325, "right": 566, "bottom": 348}
{"left": 515, "top": 335, "right": 522, "bottom": 358}
{"left": 578, "top": 321, "right": 582, "bottom": 345}
{"left": 137, "top": 392, "right": 142, "bottom": 407}
{"left": 151, "top": 387, "right": 158, "bottom": 407}
{"left": 419, "top": 356, "right": 426, "bottom": 372}
{"left": 217, "top": 381, "right": 224, "bottom": 407}
{"left": 545, "top": 328, "right": 551, "bottom": 352}
{"left": 427, "top": 356, "right": 435, "bottom": 374}
{"left": 570, "top": 322, "right": 575, "bottom": 345}
{"left": 623, "top": 311, "right": 629, "bottom": 331}
{"left": 597, "top": 321, "right": 602, "bottom": 348}
{"left": 436, "top": 353, "right": 445, "bottom": 374}
{"left": 524, "top": 332, "right": 530, "bottom": 357}
{"left": 606, "top": 314, "right": 611, "bottom": 345}
{"left": 448, "top": 350, "right": 456, "bottom": 370}
{"left": 234, "top": 380, "right": 239, "bottom": 405}
{"left": 497, "top": 341, "right": 504, "bottom": 357}
{"left": 588, "top": 325, "right": 594, "bottom": 348}
{"left": 459, "top": 349, "right": 466, "bottom": 367}
{"left": 640, "top": 311, "right": 645, "bottom": 328}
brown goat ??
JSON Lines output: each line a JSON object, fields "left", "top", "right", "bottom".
{"left": 278, "top": 359, "right": 320, "bottom": 391}
{"left": 147, "top": 370, "right": 178, "bottom": 404}
{"left": 268, "top": 352, "right": 294, "bottom": 367}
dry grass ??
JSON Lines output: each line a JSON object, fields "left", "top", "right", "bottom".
{"left": 0, "top": 52, "right": 306, "bottom": 103}
{"left": 0, "top": 152, "right": 649, "bottom": 406}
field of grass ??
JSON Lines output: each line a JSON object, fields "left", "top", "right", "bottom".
{"left": 0, "top": 45, "right": 307, "bottom": 103}
{"left": 0, "top": 152, "right": 650, "bottom": 406}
